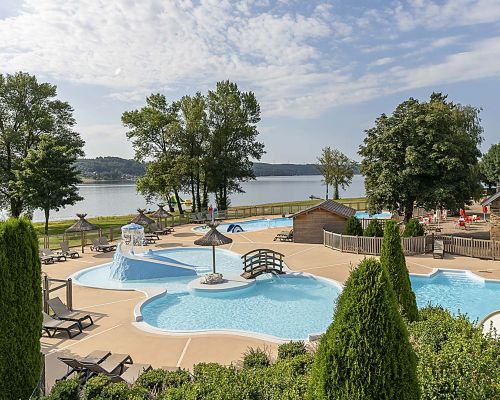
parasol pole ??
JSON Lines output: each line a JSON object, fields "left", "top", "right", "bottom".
{"left": 212, "top": 245, "right": 216, "bottom": 274}
{"left": 81, "top": 231, "right": 85, "bottom": 253}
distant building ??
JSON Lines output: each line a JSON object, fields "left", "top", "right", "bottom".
{"left": 291, "top": 200, "right": 356, "bottom": 244}
{"left": 482, "top": 191, "right": 500, "bottom": 241}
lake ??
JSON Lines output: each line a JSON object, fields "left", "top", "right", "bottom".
{"left": 31, "top": 175, "right": 366, "bottom": 222}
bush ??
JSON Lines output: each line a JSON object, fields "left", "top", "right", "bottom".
{"left": 409, "top": 307, "right": 500, "bottom": 399}
{"left": 380, "top": 220, "right": 418, "bottom": 322}
{"left": 308, "top": 258, "right": 419, "bottom": 400}
{"left": 46, "top": 378, "right": 79, "bottom": 400}
{"left": 82, "top": 374, "right": 110, "bottom": 399}
{"left": 363, "top": 219, "right": 384, "bottom": 237}
{"left": 277, "top": 341, "right": 307, "bottom": 360}
{"left": 344, "top": 216, "right": 363, "bottom": 236}
{"left": 403, "top": 218, "right": 424, "bottom": 237}
{"left": 242, "top": 347, "right": 271, "bottom": 369}
{"left": 135, "top": 368, "right": 167, "bottom": 393}
{"left": 0, "top": 218, "right": 42, "bottom": 400}
{"left": 163, "top": 369, "right": 191, "bottom": 389}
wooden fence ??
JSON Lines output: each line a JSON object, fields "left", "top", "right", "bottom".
{"left": 324, "top": 230, "right": 500, "bottom": 260}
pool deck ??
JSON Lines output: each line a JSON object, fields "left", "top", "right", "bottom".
{"left": 41, "top": 218, "right": 500, "bottom": 390}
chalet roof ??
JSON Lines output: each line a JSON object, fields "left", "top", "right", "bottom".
{"left": 291, "top": 199, "right": 356, "bottom": 219}
{"left": 194, "top": 224, "right": 233, "bottom": 246}
{"left": 482, "top": 191, "right": 500, "bottom": 206}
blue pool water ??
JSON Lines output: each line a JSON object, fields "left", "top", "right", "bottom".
{"left": 73, "top": 248, "right": 500, "bottom": 339}
{"left": 354, "top": 211, "right": 393, "bottom": 219}
{"left": 193, "top": 217, "right": 293, "bottom": 233}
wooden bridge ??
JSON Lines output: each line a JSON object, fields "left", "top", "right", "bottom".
{"left": 241, "top": 249, "right": 285, "bottom": 279}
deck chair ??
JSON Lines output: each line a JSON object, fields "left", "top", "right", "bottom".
{"left": 80, "top": 353, "right": 133, "bottom": 375}
{"left": 48, "top": 297, "right": 93, "bottom": 329}
{"left": 43, "top": 312, "right": 82, "bottom": 338}
{"left": 57, "top": 350, "right": 111, "bottom": 380}
{"left": 42, "top": 248, "right": 67, "bottom": 262}
{"left": 433, "top": 240, "right": 444, "bottom": 259}
{"left": 274, "top": 229, "right": 293, "bottom": 242}
{"left": 98, "top": 236, "right": 117, "bottom": 250}
{"left": 59, "top": 241, "right": 80, "bottom": 258}
{"left": 90, "top": 239, "right": 114, "bottom": 252}
{"left": 39, "top": 251, "right": 55, "bottom": 264}
{"left": 82, "top": 360, "right": 151, "bottom": 384}
{"left": 149, "top": 222, "right": 174, "bottom": 235}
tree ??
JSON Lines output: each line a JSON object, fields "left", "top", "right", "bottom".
{"left": 206, "top": 81, "right": 265, "bottom": 210}
{"left": 317, "top": 147, "right": 356, "bottom": 200}
{"left": 0, "top": 218, "right": 42, "bottom": 400}
{"left": 16, "top": 135, "right": 82, "bottom": 235}
{"left": 122, "top": 94, "right": 185, "bottom": 214}
{"left": 308, "top": 258, "right": 419, "bottom": 400}
{"left": 359, "top": 93, "right": 483, "bottom": 221}
{"left": 480, "top": 143, "right": 500, "bottom": 189}
{"left": 345, "top": 216, "right": 363, "bottom": 236}
{"left": 380, "top": 220, "right": 418, "bottom": 321}
{"left": 363, "top": 219, "right": 384, "bottom": 237}
{"left": 0, "top": 72, "right": 83, "bottom": 217}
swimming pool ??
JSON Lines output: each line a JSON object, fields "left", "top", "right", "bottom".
{"left": 72, "top": 248, "right": 500, "bottom": 340}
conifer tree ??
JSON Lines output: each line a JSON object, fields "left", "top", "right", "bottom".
{"left": 308, "top": 258, "right": 419, "bottom": 400}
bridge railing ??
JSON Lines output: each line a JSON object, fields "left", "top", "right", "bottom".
{"left": 241, "top": 249, "right": 285, "bottom": 275}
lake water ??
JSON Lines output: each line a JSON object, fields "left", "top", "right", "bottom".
{"left": 31, "top": 175, "right": 366, "bottom": 222}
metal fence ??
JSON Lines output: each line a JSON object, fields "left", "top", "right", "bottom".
{"left": 324, "top": 230, "right": 500, "bottom": 260}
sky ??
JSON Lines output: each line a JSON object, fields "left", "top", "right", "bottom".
{"left": 0, "top": 0, "right": 499, "bottom": 163}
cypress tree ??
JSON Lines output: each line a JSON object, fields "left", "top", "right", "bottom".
{"left": 403, "top": 218, "right": 424, "bottom": 237}
{"left": 308, "top": 258, "right": 419, "bottom": 400}
{"left": 345, "top": 216, "right": 363, "bottom": 236}
{"left": 380, "top": 220, "right": 419, "bottom": 322}
{"left": 0, "top": 218, "right": 42, "bottom": 400}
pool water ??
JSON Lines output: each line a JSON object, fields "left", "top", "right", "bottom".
{"left": 354, "top": 211, "right": 393, "bottom": 219}
{"left": 72, "top": 248, "right": 500, "bottom": 340}
{"left": 193, "top": 217, "right": 293, "bottom": 233}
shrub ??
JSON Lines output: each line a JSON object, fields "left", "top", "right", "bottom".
{"left": 82, "top": 374, "right": 110, "bottom": 399}
{"left": 277, "top": 341, "right": 307, "bottom": 360}
{"left": 409, "top": 307, "right": 500, "bottom": 399}
{"left": 163, "top": 369, "right": 191, "bottom": 389}
{"left": 380, "top": 219, "right": 418, "bottom": 322}
{"left": 100, "top": 381, "right": 130, "bottom": 400}
{"left": 46, "top": 378, "right": 79, "bottom": 400}
{"left": 242, "top": 347, "right": 271, "bottom": 369}
{"left": 0, "top": 218, "right": 42, "bottom": 400}
{"left": 363, "top": 219, "right": 384, "bottom": 237}
{"left": 135, "top": 368, "right": 167, "bottom": 393}
{"left": 308, "top": 258, "right": 419, "bottom": 400}
{"left": 344, "top": 216, "right": 363, "bottom": 236}
{"left": 403, "top": 218, "right": 424, "bottom": 237}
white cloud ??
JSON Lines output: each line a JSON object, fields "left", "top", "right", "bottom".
{"left": 368, "top": 57, "right": 395, "bottom": 68}
{"left": 78, "top": 123, "right": 133, "bottom": 158}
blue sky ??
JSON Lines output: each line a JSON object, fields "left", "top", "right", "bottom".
{"left": 0, "top": 0, "right": 499, "bottom": 162}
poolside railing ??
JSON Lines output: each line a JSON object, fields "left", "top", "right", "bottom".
{"left": 324, "top": 230, "right": 500, "bottom": 260}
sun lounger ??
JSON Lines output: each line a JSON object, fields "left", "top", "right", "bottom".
{"left": 48, "top": 297, "right": 93, "bottom": 329}
{"left": 274, "top": 229, "right": 293, "bottom": 242}
{"left": 43, "top": 312, "right": 82, "bottom": 338}
{"left": 80, "top": 353, "right": 133, "bottom": 375}
{"left": 42, "top": 248, "right": 67, "bottom": 262}
{"left": 59, "top": 241, "right": 80, "bottom": 258}
{"left": 433, "top": 240, "right": 444, "bottom": 259}
{"left": 111, "top": 364, "right": 152, "bottom": 384}
{"left": 39, "top": 251, "right": 55, "bottom": 264}
{"left": 58, "top": 350, "right": 111, "bottom": 380}
{"left": 149, "top": 223, "right": 173, "bottom": 235}
{"left": 91, "top": 239, "right": 115, "bottom": 252}
{"left": 99, "top": 237, "right": 117, "bottom": 250}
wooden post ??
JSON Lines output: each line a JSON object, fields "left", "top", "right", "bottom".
{"left": 42, "top": 275, "right": 49, "bottom": 314}
{"left": 356, "top": 236, "right": 360, "bottom": 254}
{"left": 81, "top": 231, "right": 85, "bottom": 253}
{"left": 470, "top": 238, "right": 474, "bottom": 258}
{"left": 66, "top": 278, "right": 73, "bottom": 311}
{"left": 340, "top": 234, "right": 343, "bottom": 252}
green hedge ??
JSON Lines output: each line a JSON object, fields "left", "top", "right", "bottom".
{"left": 345, "top": 216, "right": 363, "bottom": 236}
{"left": 308, "top": 257, "right": 420, "bottom": 399}
{"left": 0, "top": 218, "right": 42, "bottom": 400}
{"left": 403, "top": 218, "right": 424, "bottom": 237}
{"left": 363, "top": 219, "right": 384, "bottom": 237}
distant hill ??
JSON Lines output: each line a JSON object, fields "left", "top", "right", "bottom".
{"left": 74, "top": 157, "right": 359, "bottom": 180}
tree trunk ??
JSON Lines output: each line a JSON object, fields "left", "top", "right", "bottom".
{"left": 404, "top": 199, "right": 414, "bottom": 222}
{"left": 190, "top": 173, "right": 196, "bottom": 212}
{"left": 333, "top": 182, "right": 339, "bottom": 200}
{"left": 195, "top": 173, "right": 202, "bottom": 213}
{"left": 44, "top": 208, "right": 50, "bottom": 236}
{"left": 325, "top": 184, "right": 329, "bottom": 200}
{"left": 10, "top": 197, "right": 23, "bottom": 218}
{"left": 202, "top": 180, "right": 208, "bottom": 209}
{"left": 173, "top": 190, "right": 183, "bottom": 214}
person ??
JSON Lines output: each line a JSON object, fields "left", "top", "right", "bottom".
{"left": 482, "top": 205, "right": 488, "bottom": 221}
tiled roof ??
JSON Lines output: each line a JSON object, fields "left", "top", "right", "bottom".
{"left": 291, "top": 199, "right": 356, "bottom": 219}
{"left": 482, "top": 191, "right": 500, "bottom": 206}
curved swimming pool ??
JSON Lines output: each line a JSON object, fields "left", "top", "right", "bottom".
{"left": 72, "top": 248, "right": 500, "bottom": 340}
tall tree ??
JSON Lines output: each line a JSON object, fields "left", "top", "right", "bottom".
{"left": 0, "top": 72, "right": 83, "bottom": 217}
{"left": 16, "top": 135, "right": 83, "bottom": 235}
{"left": 317, "top": 147, "right": 356, "bottom": 200}
{"left": 122, "top": 94, "right": 185, "bottom": 214}
{"left": 480, "top": 142, "right": 500, "bottom": 189}
{"left": 359, "top": 93, "right": 483, "bottom": 221}
{"left": 206, "top": 81, "right": 265, "bottom": 210}
{"left": 308, "top": 258, "right": 419, "bottom": 399}
{"left": 177, "top": 93, "right": 209, "bottom": 212}
{"left": 0, "top": 218, "right": 42, "bottom": 400}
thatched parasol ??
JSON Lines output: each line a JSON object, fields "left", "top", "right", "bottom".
{"left": 130, "top": 208, "right": 155, "bottom": 226}
{"left": 194, "top": 223, "right": 232, "bottom": 274}
{"left": 65, "top": 214, "right": 98, "bottom": 253}
{"left": 151, "top": 204, "right": 171, "bottom": 229}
